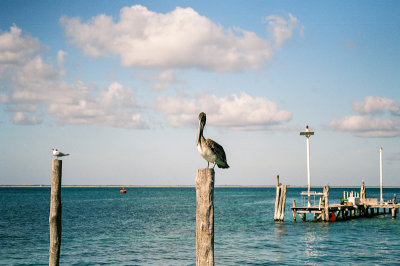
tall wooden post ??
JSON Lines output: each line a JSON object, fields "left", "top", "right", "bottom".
{"left": 360, "top": 181, "right": 366, "bottom": 203}
{"left": 274, "top": 175, "right": 280, "bottom": 220}
{"left": 292, "top": 200, "right": 297, "bottom": 221}
{"left": 323, "top": 185, "right": 329, "bottom": 221}
{"left": 196, "top": 168, "right": 214, "bottom": 266}
{"left": 279, "top": 185, "right": 287, "bottom": 221}
{"left": 392, "top": 195, "right": 397, "bottom": 219}
{"left": 49, "top": 159, "right": 62, "bottom": 266}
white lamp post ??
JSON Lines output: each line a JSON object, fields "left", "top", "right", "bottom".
{"left": 300, "top": 125, "right": 314, "bottom": 207}
{"left": 380, "top": 147, "right": 383, "bottom": 203}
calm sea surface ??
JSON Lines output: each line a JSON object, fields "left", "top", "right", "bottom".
{"left": 1, "top": 187, "right": 400, "bottom": 265}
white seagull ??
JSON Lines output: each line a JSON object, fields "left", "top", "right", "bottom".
{"left": 52, "top": 148, "right": 70, "bottom": 158}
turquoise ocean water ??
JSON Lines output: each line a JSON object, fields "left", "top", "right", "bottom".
{"left": 1, "top": 187, "right": 400, "bottom": 265}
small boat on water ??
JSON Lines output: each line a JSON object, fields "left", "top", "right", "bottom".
{"left": 120, "top": 187, "right": 127, "bottom": 194}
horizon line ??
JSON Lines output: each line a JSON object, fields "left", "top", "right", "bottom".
{"left": 1, "top": 184, "right": 400, "bottom": 188}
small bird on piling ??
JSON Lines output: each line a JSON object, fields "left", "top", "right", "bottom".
{"left": 197, "top": 112, "right": 229, "bottom": 169}
{"left": 52, "top": 148, "right": 70, "bottom": 158}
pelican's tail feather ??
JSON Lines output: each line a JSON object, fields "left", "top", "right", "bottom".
{"left": 217, "top": 162, "right": 229, "bottom": 169}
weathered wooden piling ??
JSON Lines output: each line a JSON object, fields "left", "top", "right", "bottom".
{"left": 360, "top": 181, "right": 366, "bottom": 202}
{"left": 392, "top": 195, "right": 397, "bottom": 219}
{"left": 49, "top": 159, "right": 62, "bottom": 266}
{"left": 322, "top": 185, "right": 329, "bottom": 221}
{"left": 292, "top": 200, "right": 297, "bottom": 222}
{"left": 274, "top": 175, "right": 287, "bottom": 221}
{"left": 196, "top": 168, "right": 214, "bottom": 266}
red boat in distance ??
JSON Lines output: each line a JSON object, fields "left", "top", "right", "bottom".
{"left": 120, "top": 187, "right": 127, "bottom": 194}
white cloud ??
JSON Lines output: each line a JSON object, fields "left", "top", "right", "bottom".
{"left": 352, "top": 96, "right": 399, "bottom": 114}
{"left": 57, "top": 50, "right": 67, "bottom": 76}
{"left": 330, "top": 115, "right": 400, "bottom": 137}
{"left": 0, "top": 93, "right": 9, "bottom": 103}
{"left": 47, "top": 82, "right": 146, "bottom": 128}
{"left": 155, "top": 92, "right": 292, "bottom": 130}
{"left": 0, "top": 25, "right": 147, "bottom": 129}
{"left": 152, "top": 70, "right": 177, "bottom": 91}
{"left": 12, "top": 112, "right": 40, "bottom": 125}
{"left": 266, "top": 13, "right": 302, "bottom": 48}
{"left": 0, "top": 25, "right": 41, "bottom": 66}
{"left": 330, "top": 96, "right": 400, "bottom": 137}
{"left": 60, "top": 5, "right": 300, "bottom": 72}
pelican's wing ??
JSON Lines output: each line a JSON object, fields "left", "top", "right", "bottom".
{"left": 206, "top": 139, "right": 227, "bottom": 162}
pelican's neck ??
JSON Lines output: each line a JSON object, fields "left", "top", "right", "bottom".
{"left": 197, "top": 122, "right": 205, "bottom": 147}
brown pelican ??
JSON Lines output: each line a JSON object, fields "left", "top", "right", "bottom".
{"left": 197, "top": 112, "right": 229, "bottom": 169}
{"left": 52, "top": 148, "right": 70, "bottom": 158}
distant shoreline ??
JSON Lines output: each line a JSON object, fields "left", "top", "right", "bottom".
{"left": 1, "top": 185, "right": 399, "bottom": 188}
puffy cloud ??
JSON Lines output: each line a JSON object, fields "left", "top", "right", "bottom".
{"left": 330, "top": 96, "right": 400, "bottom": 137}
{"left": 12, "top": 112, "right": 40, "bottom": 125}
{"left": 0, "top": 25, "right": 41, "bottom": 66}
{"left": 0, "top": 93, "right": 9, "bottom": 103}
{"left": 155, "top": 92, "right": 292, "bottom": 130}
{"left": 352, "top": 96, "right": 399, "bottom": 115}
{"left": 0, "top": 25, "right": 147, "bottom": 129}
{"left": 266, "top": 13, "right": 302, "bottom": 48}
{"left": 330, "top": 115, "right": 400, "bottom": 137}
{"left": 152, "top": 70, "right": 177, "bottom": 91}
{"left": 60, "top": 5, "right": 300, "bottom": 72}
{"left": 47, "top": 82, "right": 146, "bottom": 128}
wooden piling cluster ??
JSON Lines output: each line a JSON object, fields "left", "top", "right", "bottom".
{"left": 49, "top": 159, "right": 62, "bottom": 266}
{"left": 274, "top": 175, "right": 287, "bottom": 221}
{"left": 196, "top": 168, "right": 214, "bottom": 266}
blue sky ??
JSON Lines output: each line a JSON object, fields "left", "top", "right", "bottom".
{"left": 0, "top": 1, "right": 399, "bottom": 186}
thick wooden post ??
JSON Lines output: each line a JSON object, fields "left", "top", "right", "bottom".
{"left": 274, "top": 175, "right": 280, "bottom": 220}
{"left": 322, "top": 185, "right": 329, "bottom": 221}
{"left": 196, "top": 168, "right": 214, "bottom": 266}
{"left": 360, "top": 181, "right": 366, "bottom": 202}
{"left": 392, "top": 208, "right": 397, "bottom": 219}
{"left": 392, "top": 195, "right": 397, "bottom": 219}
{"left": 279, "top": 185, "right": 287, "bottom": 221}
{"left": 49, "top": 159, "right": 62, "bottom": 266}
{"left": 292, "top": 200, "right": 297, "bottom": 221}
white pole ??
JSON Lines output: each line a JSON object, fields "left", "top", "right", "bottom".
{"left": 380, "top": 147, "right": 383, "bottom": 203}
{"left": 300, "top": 125, "right": 314, "bottom": 207}
{"left": 306, "top": 136, "right": 311, "bottom": 207}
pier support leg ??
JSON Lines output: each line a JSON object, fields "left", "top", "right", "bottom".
{"left": 392, "top": 208, "right": 397, "bottom": 219}
{"left": 49, "top": 159, "right": 62, "bottom": 266}
{"left": 292, "top": 200, "right": 297, "bottom": 222}
{"left": 323, "top": 186, "right": 329, "bottom": 222}
{"left": 196, "top": 168, "right": 214, "bottom": 266}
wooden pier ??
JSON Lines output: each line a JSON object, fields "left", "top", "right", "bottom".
{"left": 291, "top": 186, "right": 399, "bottom": 222}
{"left": 292, "top": 202, "right": 400, "bottom": 222}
